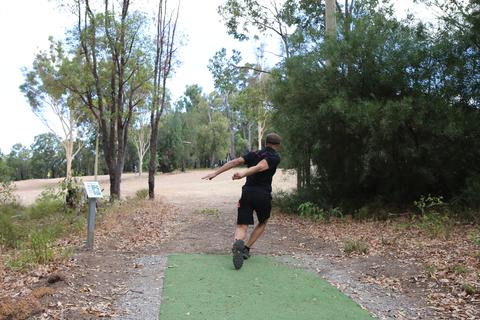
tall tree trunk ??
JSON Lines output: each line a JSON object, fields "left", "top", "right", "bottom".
{"left": 257, "top": 120, "right": 264, "bottom": 150}
{"left": 138, "top": 152, "right": 144, "bottom": 175}
{"left": 148, "top": 0, "right": 179, "bottom": 199}
{"left": 148, "top": 128, "right": 158, "bottom": 199}
{"left": 325, "top": 0, "right": 337, "bottom": 39}
{"left": 247, "top": 122, "right": 253, "bottom": 151}
{"left": 94, "top": 131, "right": 99, "bottom": 181}
{"left": 65, "top": 138, "right": 73, "bottom": 180}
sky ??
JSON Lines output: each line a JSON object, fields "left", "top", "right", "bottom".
{"left": 0, "top": 0, "right": 435, "bottom": 154}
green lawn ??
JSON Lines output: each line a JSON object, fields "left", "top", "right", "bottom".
{"left": 159, "top": 254, "right": 373, "bottom": 320}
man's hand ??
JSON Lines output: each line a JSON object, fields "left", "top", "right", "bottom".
{"left": 202, "top": 172, "right": 218, "bottom": 180}
{"left": 232, "top": 172, "right": 245, "bottom": 180}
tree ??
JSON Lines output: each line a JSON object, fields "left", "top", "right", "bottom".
{"left": 148, "top": 0, "right": 179, "bottom": 199}
{"left": 208, "top": 48, "right": 244, "bottom": 159}
{"left": 131, "top": 112, "right": 150, "bottom": 175}
{"left": 325, "top": 0, "right": 337, "bottom": 38}
{"left": 218, "top": 0, "right": 292, "bottom": 58}
{"left": 20, "top": 39, "right": 84, "bottom": 180}
{"left": 235, "top": 68, "right": 272, "bottom": 150}
{"left": 7, "top": 144, "right": 31, "bottom": 181}
{"left": 30, "top": 133, "right": 65, "bottom": 179}
{"left": 0, "top": 151, "right": 12, "bottom": 182}
{"left": 69, "top": 0, "right": 151, "bottom": 200}
{"left": 268, "top": 0, "right": 480, "bottom": 210}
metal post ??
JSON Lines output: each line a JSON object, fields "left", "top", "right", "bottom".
{"left": 86, "top": 198, "right": 97, "bottom": 249}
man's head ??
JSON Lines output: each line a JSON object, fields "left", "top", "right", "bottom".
{"left": 265, "top": 133, "right": 281, "bottom": 150}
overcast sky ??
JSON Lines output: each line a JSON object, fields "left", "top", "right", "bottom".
{"left": 0, "top": 0, "right": 434, "bottom": 153}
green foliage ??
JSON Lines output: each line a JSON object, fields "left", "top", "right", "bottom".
{"left": 29, "top": 230, "right": 54, "bottom": 264}
{"left": 62, "top": 177, "right": 83, "bottom": 210}
{"left": 0, "top": 213, "right": 20, "bottom": 248}
{"left": 469, "top": 229, "right": 480, "bottom": 247}
{"left": 135, "top": 189, "right": 149, "bottom": 200}
{"left": 273, "top": 190, "right": 321, "bottom": 214}
{"left": 414, "top": 195, "right": 444, "bottom": 216}
{"left": 298, "top": 202, "right": 343, "bottom": 221}
{"left": 1, "top": 185, "right": 82, "bottom": 269}
{"left": 343, "top": 239, "right": 369, "bottom": 255}
{"left": 267, "top": 0, "right": 480, "bottom": 214}
{"left": 28, "top": 189, "right": 66, "bottom": 220}
{"left": 195, "top": 208, "right": 221, "bottom": 217}
{"left": 0, "top": 180, "right": 17, "bottom": 205}
{"left": 30, "top": 133, "right": 65, "bottom": 179}
{"left": 463, "top": 283, "right": 478, "bottom": 295}
{"left": 425, "top": 265, "right": 437, "bottom": 279}
{"left": 453, "top": 264, "right": 467, "bottom": 275}
{"left": 414, "top": 195, "right": 453, "bottom": 239}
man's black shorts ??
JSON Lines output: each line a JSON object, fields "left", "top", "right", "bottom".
{"left": 237, "top": 190, "right": 272, "bottom": 225}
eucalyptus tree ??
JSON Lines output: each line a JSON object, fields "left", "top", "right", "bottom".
{"left": 20, "top": 39, "right": 85, "bottom": 180}
{"left": 218, "top": 0, "right": 292, "bottom": 58}
{"left": 235, "top": 67, "right": 273, "bottom": 150}
{"left": 69, "top": 0, "right": 151, "bottom": 200}
{"left": 208, "top": 48, "right": 245, "bottom": 159}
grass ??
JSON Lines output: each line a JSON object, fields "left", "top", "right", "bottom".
{"left": 194, "top": 207, "right": 220, "bottom": 217}
{"left": 135, "top": 188, "right": 149, "bottom": 200}
{"left": 0, "top": 188, "right": 85, "bottom": 270}
{"left": 343, "top": 239, "right": 369, "bottom": 255}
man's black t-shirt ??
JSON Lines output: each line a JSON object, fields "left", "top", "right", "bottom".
{"left": 241, "top": 146, "right": 280, "bottom": 194}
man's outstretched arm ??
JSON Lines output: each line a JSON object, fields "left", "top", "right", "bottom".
{"left": 202, "top": 157, "right": 245, "bottom": 180}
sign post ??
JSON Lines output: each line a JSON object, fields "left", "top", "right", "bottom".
{"left": 84, "top": 181, "right": 103, "bottom": 249}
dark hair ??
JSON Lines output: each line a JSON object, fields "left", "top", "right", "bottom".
{"left": 265, "top": 133, "right": 281, "bottom": 145}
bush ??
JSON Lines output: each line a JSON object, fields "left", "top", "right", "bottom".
{"left": 30, "top": 230, "right": 54, "bottom": 264}
{"left": 298, "top": 202, "right": 343, "bottom": 221}
{"left": 273, "top": 189, "right": 325, "bottom": 215}
{"left": 135, "top": 188, "right": 149, "bottom": 200}
{"left": 456, "top": 174, "right": 480, "bottom": 209}
{"left": 0, "top": 180, "right": 17, "bottom": 205}
{"left": 62, "top": 178, "right": 84, "bottom": 210}
{"left": 195, "top": 208, "right": 220, "bottom": 217}
{"left": 414, "top": 195, "right": 453, "bottom": 239}
{"left": 343, "top": 239, "right": 369, "bottom": 255}
{"left": 28, "top": 190, "right": 66, "bottom": 220}
{"left": 0, "top": 214, "right": 20, "bottom": 248}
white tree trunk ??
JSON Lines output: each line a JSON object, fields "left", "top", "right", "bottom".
{"left": 65, "top": 137, "right": 73, "bottom": 180}
{"left": 325, "top": 0, "right": 337, "bottom": 39}
{"left": 258, "top": 120, "right": 264, "bottom": 150}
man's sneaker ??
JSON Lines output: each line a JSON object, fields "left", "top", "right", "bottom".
{"left": 232, "top": 240, "right": 245, "bottom": 270}
{"left": 243, "top": 246, "right": 250, "bottom": 260}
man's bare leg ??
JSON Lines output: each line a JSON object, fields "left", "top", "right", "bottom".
{"left": 234, "top": 224, "right": 248, "bottom": 241}
{"left": 246, "top": 221, "right": 268, "bottom": 248}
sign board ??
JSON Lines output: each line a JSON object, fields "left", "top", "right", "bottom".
{"left": 84, "top": 181, "right": 103, "bottom": 199}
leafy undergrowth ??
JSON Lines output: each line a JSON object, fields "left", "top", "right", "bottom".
{"left": 273, "top": 213, "right": 480, "bottom": 319}
{"left": 0, "top": 198, "right": 178, "bottom": 319}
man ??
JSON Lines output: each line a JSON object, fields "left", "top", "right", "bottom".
{"left": 202, "top": 133, "right": 281, "bottom": 270}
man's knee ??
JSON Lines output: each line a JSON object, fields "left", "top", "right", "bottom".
{"left": 258, "top": 219, "right": 268, "bottom": 226}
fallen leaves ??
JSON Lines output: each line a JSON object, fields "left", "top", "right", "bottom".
{"left": 272, "top": 213, "right": 480, "bottom": 319}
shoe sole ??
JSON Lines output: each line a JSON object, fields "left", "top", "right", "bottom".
{"left": 232, "top": 240, "right": 245, "bottom": 270}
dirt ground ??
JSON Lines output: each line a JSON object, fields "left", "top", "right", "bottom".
{"left": 2, "top": 170, "right": 479, "bottom": 319}
{"left": 13, "top": 170, "right": 297, "bottom": 206}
